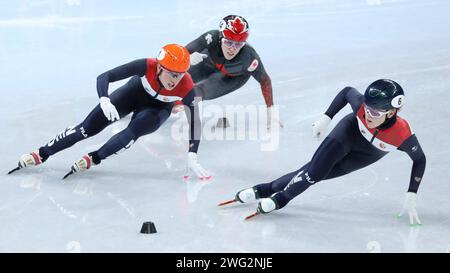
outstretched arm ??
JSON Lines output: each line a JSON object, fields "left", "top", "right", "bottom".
{"left": 399, "top": 135, "right": 426, "bottom": 193}
{"left": 182, "top": 97, "right": 201, "bottom": 153}
{"left": 250, "top": 55, "right": 283, "bottom": 130}
{"left": 182, "top": 92, "right": 210, "bottom": 180}
{"left": 185, "top": 30, "right": 218, "bottom": 54}
{"left": 397, "top": 134, "right": 426, "bottom": 226}
{"left": 96, "top": 58, "right": 147, "bottom": 98}
{"left": 312, "top": 87, "right": 363, "bottom": 140}
{"left": 249, "top": 53, "right": 273, "bottom": 107}
{"left": 324, "top": 86, "right": 363, "bottom": 119}
{"left": 257, "top": 71, "right": 274, "bottom": 107}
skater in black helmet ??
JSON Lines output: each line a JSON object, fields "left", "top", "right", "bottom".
{"left": 185, "top": 15, "right": 283, "bottom": 129}
{"left": 221, "top": 79, "right": 426, "bottom": 225}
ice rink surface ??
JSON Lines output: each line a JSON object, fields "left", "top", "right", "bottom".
{"left": 1, "top": 0, "right": 449, "bottom": 252}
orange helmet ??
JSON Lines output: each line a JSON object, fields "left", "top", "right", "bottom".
{"left": 157, "top": 44, "right": 190, "bottom": 73}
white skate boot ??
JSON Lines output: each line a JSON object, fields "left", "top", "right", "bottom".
{"left": 218, "top": 187, "right": 259, "bottom": 206}
{"left": 236, "top": 187, "right": 258, "bottom": 203}
{"left": 244, "top": 196, "right": 280, "bottom": 220}
{"left": 63, "top": 154, "right": 97, "bottom": 179}
{"left": 8, "top": 150, "right": 43, "bottom": 174}
{"left": 19, "top": 151, "right": 43, "bottom": 168}
{"left": 257, "top": 197, "right": 277, "bottom": 214}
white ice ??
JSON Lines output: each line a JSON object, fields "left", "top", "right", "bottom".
{"left": 1, "top": 0, "right": 450, "bottom": 252}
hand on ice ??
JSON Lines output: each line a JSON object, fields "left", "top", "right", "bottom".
{"left": 397, "top": 192, "right": 422, "bottom": 227}
{"left": 266, "top": 106, "right": 284, "bottom": 131}
{"left": 100, "top": 97, "right": 120, "bottom": 122}
{"left": 171, "top": 101, "right": 185, "bottom": 114}
{"left": 190, "top": 52, "right": 208, "bottom": 66}
{"left": 312, "top": 114, "right": 331, "bottom": 140}
{"left": 185, "top": 152, "right": 211, "bottom": 181}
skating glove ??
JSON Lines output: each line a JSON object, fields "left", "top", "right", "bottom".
{"left": 312, "top": 114, "right": 331, "bottom": 140}
{"left": 171, "top": 101, "right": 185, "bottom": 114}
{"left": 398, "top": 192, "right": 422, "bottom": 227}
{"left": 190, "top": 52, "right": 208, "bottom": 66}
{"left": 100, "top": 97, "right": 120, "bottom": 122}
{"left": 186, "top": 152, "right": 211, "bottom": 180}
{"left": 267, "top": 106, "right": 284, "bottom": 131}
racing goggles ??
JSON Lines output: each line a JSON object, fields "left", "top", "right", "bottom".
{"left": 364, "top": 104, "right": 390, "bottom": 118}
{"left": 222, "top": 38, "right": 246, "bottom": 49}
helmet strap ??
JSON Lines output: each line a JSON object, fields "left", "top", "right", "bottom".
{"left": 156, "top": 65, "right": 164, "bottom": 87}
{"left": 377, "top": 110, "right": 398, "bottom": 130}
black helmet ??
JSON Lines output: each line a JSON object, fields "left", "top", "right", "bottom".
{"left": 364, "top": 79, "right": 405, "bottom": 110}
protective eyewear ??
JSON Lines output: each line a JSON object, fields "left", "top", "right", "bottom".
{"left": 222, "top": 38, "right": 245, "bottom": 49}
{"left": 364, "top": 104, "right": 390, "bottom": 118}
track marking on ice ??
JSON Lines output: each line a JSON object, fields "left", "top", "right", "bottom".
{"left": 106, "top": 192, "right": 136, "bottom": 218}
{"left": 48, "top": 195, "right": 78, "bottom": 219}
{"left": 276, "top": 77, "right": 305, "bottom": 85}
{"left": 16, "top": 191, "right": 42, "bottom": 215}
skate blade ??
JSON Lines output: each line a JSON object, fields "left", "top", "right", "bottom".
{"left": 244, "top": 211, "right": 260, "bottom": 221}
{"left": 62, "top": 170, "right": 75, "bottom": 180}
{"left": 7, "top": 166, "right": 21, "bottom": 175}
{"left": 218, "top": 199, "right": 237, "bottom": 207}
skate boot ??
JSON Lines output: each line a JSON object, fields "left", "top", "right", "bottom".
{"left": 257, "top": 197, "right": 278, "bottom": 214}
{"left": 8, "top": 150, "right": 44, "bottom": 174}
{"left": 63, "top": 153, "right": 99, "bottom": 179}
{"left": 244, "top": 195, "right": 280, "bottom": 220}
{"left": 218, "top": 186, "right": 259, "bottom": 206}
{"left": 235, "top": 187, "right": 259, "bottom": 203}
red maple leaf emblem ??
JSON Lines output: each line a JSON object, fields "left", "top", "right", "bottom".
{"left": 229, "top": 17, "right": 246, "bottom": 34}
